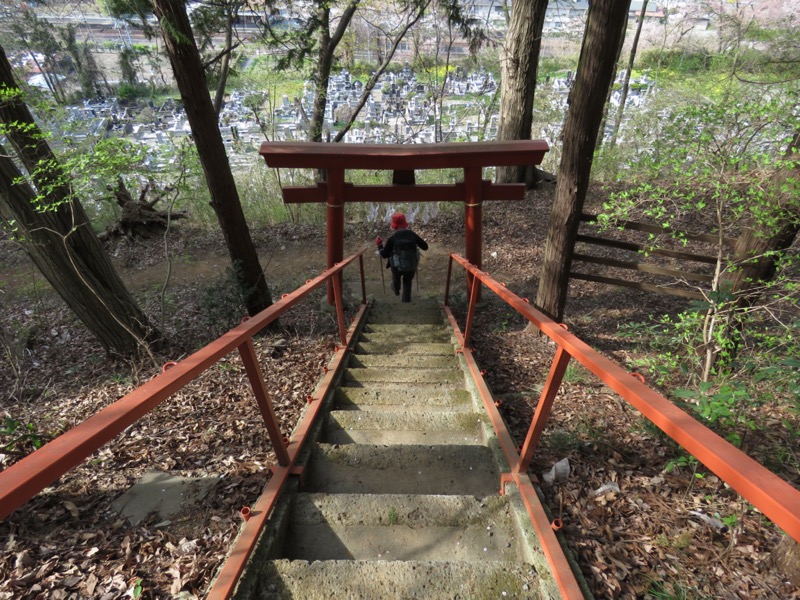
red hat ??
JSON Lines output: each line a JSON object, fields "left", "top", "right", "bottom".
{"left": 390, "top": 212, "right": 408, "bottom": 230}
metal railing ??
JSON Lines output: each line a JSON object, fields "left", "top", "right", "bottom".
{"left": 6, "top": 249, "right": 797, "bottom": 599}
{"left": 0, "top": 250, "right": 368, "bottom": 526}
{"left": 443, "top": 253, "right": 800, "bottom": 597}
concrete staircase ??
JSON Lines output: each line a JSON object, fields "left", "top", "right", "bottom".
{"left": 234, "top": 298, "right": 561, "bottom": 599}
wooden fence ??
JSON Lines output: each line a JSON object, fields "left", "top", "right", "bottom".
{"left": 569, "top": 214, "right": 736, "bottom": 300}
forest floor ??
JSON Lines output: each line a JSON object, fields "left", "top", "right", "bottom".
{"left": 0, "top": 185, "right": 798, "bottom": 599}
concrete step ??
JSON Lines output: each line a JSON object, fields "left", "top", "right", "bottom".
{"left": 355, "top": 341, "right": 455, "bottom": 356}
{"left": 359, "top": 330, "right": 453, "bottom": 344}
{"left": 260, "top": 559, "right": 541, "bottom": 599}
{"left": 334, "top": 388, "right": 472, "bottom": 411}
{"left": 344, "top": 367, "right": 464, "bottom": 386}
{"left": 348, "top": 354, "right": 457, "bottom": 369}
{"left": 322, "top": 410, "right": 485, "bottom": 445}
{"left": 365, "top": 323, "right": 452, "bottom": 335}
{"left": 359, "top": 331, "right": 453, "bottom": 345}
{"left": 367, "top": 303, "right": 443, "bottom": 325}
{"left": 227, "top": 296, "right": 576, "bottom": 600}
{"left": 368, "top": 314, "right": 444, "bottom": 325}
{"left": 282, "top": 493, "right": 520, "bottom": 561}
{"left": 305, "top": 443, "right": 500, "bottom": 496}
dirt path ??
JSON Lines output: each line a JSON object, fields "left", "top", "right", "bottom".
{"left": 0, "top": 226, "right": 456, "bottom": 303}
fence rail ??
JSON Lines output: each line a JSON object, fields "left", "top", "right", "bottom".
{"left": 571, "top": 213, "right": 734, "bottom": 299}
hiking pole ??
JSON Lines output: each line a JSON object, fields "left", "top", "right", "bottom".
{"left": 377, "top": 251, "right": 385, "bottom": 294}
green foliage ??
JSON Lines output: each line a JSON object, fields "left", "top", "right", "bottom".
{"left": 664, "top": 453, "right": 698, "bottom": 474}
{"left": 618, "top": 309, "right": 800, "bottom": 445}
{"left": 602, "top": 91, "right": 797, "bottom": 231}
{"left": 617, "top": 316, "right": 694, "bottom": 387}
{"left": 673, "top": 382, "right": 757, "bottom": 447}
{"left": 65, "top": 137, "right": 147, "bottom": 203}
{"left": 105, "top": 0, "right": 157, "bottom": 37}
{"left": 601, "top": 86, "right": 799, "bottom": 441}
{"left": 119, "top": 47, "right": 140, "bottom": 86}
{"left": 55, "top": 130, "right": 200, "bottom": 231}
{"left": 543, "top": 429, "right": 581, "bottom": 455}
{"left": 0, "top": 417, "right": 45, "bottom": 454}
{"left": 745, "top": 320, "right": 800, "bottom": 410}
{"left": 563, "top": 363, "right": 591, "bottom": 385}
{"left": 639, "top": 49, "right": 712, "bottom": 75}
{"left": 413, "top": 60, "right": 454, "bottom": 81}
{"left": 538, "top": 58, "right": 579, "bottom": 80}
{"left": 646, "top": 579, "right": 698, "bottom": 600}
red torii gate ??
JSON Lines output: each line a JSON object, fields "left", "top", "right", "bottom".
{"left": 259, "top": 140, "right": 549, "bottom": 300}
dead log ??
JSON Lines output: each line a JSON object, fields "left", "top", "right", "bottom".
{"left": 102, "top": 177, "right": 186, "bottom": 239}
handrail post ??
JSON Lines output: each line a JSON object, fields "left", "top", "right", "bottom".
{"left": 518, "top": 346, "right": 571, "bottom": 474}
{"left": 237, "top": 338, "right": 291, "bottom": 466}
{"left": 326, "top": 168, "right": 345, "bottom": 305}
{"left": 464, "top": 166, "right": 483, "bottom": 303}
{"left": 444, "top": 254, "right": 453, "bottom": 307}
{"left": 358, "top": 253, "right": 367, "bottom": 304}
{"left": 332, "top": 268, "right": 348, "bottom": 346}
{"left": 463, "top": 267, "right": 481, "bottom": 350}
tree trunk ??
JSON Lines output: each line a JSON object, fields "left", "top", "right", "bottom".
{"left": 308, "top": 1, "right": 359, "bottom": 144}
{"left": 0, "top": 45, "right": 158, "bottom": 356}
{"left": 535, "top": 0, "right": 633, "bottom": 321}
{"left": 309, "top": 6, "right": 332, "bottom": 144}
{"left": 727, "top": 131, "right": 800, "bottom": 302}
{"left": 104, "top": 177, "right": 187, "bottom": 239}
{"left": 495, "top": 0, "right": 548, "bottom": 184}
{"left": 610, "top": 0, "right": 648, "bottom": 147}
{"left": 212, "top": 1, "right": 236, "bottom": 116}
{"left": 0, "top": 153, "right": 158, "bottom": 356}
{"left": 596, "top": 11, "right": 628, "bottom": 151}
{"left": 152, "top": 0, "right": 273, "bottom": 316}
{"left": 24, "top": 47, "right": 58, "bottom": 101}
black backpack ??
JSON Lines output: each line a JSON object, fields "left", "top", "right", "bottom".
{"left": 390, "top": 229, "right": 419, "bottom": 273}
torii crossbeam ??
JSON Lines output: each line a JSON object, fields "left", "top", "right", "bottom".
{"left": 259, "top": 140, "right": 549, "bottom": 301}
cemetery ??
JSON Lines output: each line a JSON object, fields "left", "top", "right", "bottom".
{"left": 59, "top": 64, "right": 654, "bottom": 173}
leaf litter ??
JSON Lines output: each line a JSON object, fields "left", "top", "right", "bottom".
{"left": 1, "top": 193, "right": 799, "bottom": 598}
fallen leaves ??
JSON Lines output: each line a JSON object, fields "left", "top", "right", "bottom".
{"left": 0, "top": 293, "right": 339, "bottom": 598}
{"left": 453, "top": 195, "right": 800, "bottom": 599}
{"left": 2, "top": 204, "right": 799, "bottom": 598}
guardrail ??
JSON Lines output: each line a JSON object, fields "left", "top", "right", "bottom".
{"left": 444, "top": 252, "right": 800, "bottom": 599}
{"left": 0, "top": 249, "right": 368, "bottom": 521}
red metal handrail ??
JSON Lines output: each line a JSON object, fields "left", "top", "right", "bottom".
{"left": 206, "top": 301, "right": 370, "bottom": 598}
{"left": 0, "top": 250, "right": 368, "bottom": 520}
{"left": 445, "top": 253, "right": 800, "bottom": 543}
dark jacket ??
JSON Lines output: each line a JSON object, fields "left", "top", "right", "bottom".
{"left": 379, "top": 229, "right": 428, "bottom": 268}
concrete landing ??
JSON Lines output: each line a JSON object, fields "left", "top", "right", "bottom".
{"left": 112, "top": 470, "right": 219, "bottom": 525}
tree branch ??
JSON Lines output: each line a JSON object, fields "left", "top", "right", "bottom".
{"left": 202, "top": 40, "right": 242, "bottom": 69}
{"left": 330, "top": 1, "right": 361, "bottom": 50}
{"left": 333, "top": 0, "right": 431, "bottom": 142}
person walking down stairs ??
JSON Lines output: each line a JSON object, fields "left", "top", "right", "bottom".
{"left": 376, "top": 212, "right": 428, "bottom": 303}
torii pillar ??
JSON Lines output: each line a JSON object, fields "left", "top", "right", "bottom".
{"left": 259, "top": 141, "right": 549, "bottom": 303}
